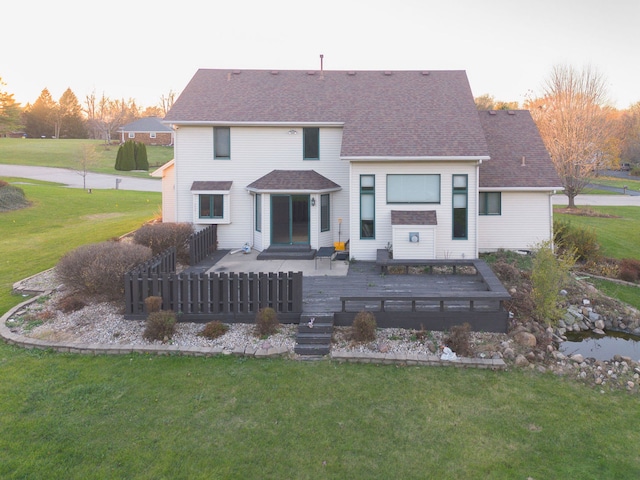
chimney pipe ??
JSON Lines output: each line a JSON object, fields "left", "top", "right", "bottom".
{"left": 320, "top": 54, "right": 324, "bottom": 73}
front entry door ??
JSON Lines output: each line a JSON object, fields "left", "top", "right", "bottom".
{"left": 271, "top": 195, "right": 310, "bottom": 245}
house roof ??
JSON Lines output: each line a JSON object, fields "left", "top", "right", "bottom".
{"left": 120, "top": 117, "right": 173, "bottom": 133}
{"left": 191, "top": 181, "right": 233, "bottom": 191}
{"left": 164, "top": 69, "right": 490, "bottom": 159}
{"left": 391, "top": 210, "right": 438, "bottom": 226}
{"left": 478, "top": 110, "right": 562, "bottom": 190}
{"left": 246, "top": 170, "right": 341, "bottom": 192}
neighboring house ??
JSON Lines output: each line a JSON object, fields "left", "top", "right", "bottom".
{"left": 119, "top": 117, "right": 174, "bottom": 146}
{"left": 162, "top": 69, "right": 561, "bottom": 261}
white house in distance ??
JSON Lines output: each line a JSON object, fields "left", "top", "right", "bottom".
{"left": 159, "top": 68, "right": 561, "bottom": 261}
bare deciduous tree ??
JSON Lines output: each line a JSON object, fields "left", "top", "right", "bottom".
{"left": 160, "top": 90, "right": 176, "bottom": 117}
{"left": 76, "top": 143, "right": 98, "bottom": 190}
{"left": 528, "top": 65, "right": 615, "bottom": 208}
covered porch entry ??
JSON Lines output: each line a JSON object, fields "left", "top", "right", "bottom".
{"left": 247, "top": 169, "right": 341, "bottom": 258}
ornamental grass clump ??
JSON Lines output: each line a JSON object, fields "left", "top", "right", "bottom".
{"left": 254, "top": 307, "right": 279, "bottom": 337}
{"left": 144, "top": 296, "right": 163, "bottom": 313}
{"left": 143, "top": 310, "right": 177, "bottom": 342}
{"left": 56, "top": 294, "right": 86, "bottom": 313}
{"left": 199, "top": 321, "right": 229, "bottom": 339}
{"left": 351, "top": 310, "right": 377, "bottom": 342}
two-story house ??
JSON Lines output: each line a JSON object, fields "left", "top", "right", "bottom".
{"left": 159, "top": 68, "right": 561, "bottom": 261}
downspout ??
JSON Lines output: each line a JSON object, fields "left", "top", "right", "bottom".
{"left": 475, "top": 160, "right": 481, "bottom": 258}
{"left": 549, "top": 190, "right": 555, "bottom": 252}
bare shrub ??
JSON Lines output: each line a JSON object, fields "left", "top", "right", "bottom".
{"left": 199, "top": 321, "right": 229, "bottom": 339}
{"left": 619, "top": 258, "right": 640, "bottom": 283}
{"left": 144, "top": 296, "right": 163, "bottom": 313}
{"left": 56, "top": 241, "right": 152, "bottom": 300}
{"left": 143, "top": 310, "right": 177, "bottom": 342}
{"left": 56, "top": 294, "right": 86, "bottom": 313}
{"left": 351, "top": 310, "right": 377, "bottom": 342}
{"left": 254, "top": 307, "right": 279, "bottom": 337}
{"left": 133, "top": 222, "right": 193, "bottom": 264}
{"left": 491, "top": 261, "right": 521, "bottom": 283}
{"left": 445, "top": 323, "right": 472, "bottom": 357}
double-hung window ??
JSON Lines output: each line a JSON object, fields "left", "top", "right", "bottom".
{"left": 214, "top": 127, "right": 230, "bottom": 159}
{"left": 199, "top": 194, "right": 224, "bottom": 219}
{"left": 303, "top": 127, "right": 319, "bottom": 160}
{"left": 479, "top": 192, "right": 501, "bottom": 215}
{"left": 360, "top": 175, "right": 375, "bottom": 239}
{"left": 452, "top": 175, "right": 468, "bottom": 239}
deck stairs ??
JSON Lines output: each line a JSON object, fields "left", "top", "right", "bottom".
{"left": 294, "top": 313, "right": 334, "bottom": 356}
{"left": 257, "top": 245, "right": 316, "bottom": 260}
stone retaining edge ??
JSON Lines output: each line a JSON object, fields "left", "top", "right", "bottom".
{"left": 1, "top": 292, "right": 506, "bottom": 369}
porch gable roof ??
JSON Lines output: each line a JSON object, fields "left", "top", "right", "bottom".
{"left": 246, "top": 170, "right": 341, "bottom": 192}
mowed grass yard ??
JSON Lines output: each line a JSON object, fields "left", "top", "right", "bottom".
{"left": 1, "top": 176, "right": 640, "bottom": 478}
{"left": 0, "top": 138, "right": 173, "bottom": 176}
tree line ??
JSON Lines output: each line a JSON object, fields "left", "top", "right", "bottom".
{"left": 0, "top": 77, "right": 175, "bottom": 142}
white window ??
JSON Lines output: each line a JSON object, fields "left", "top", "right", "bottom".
{"left": 150, "top": 132, "right": 157, "bottom": 139}
{"left": 128, "top": 132, "right": 135, "bottom": 139}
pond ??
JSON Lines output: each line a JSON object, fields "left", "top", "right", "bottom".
{"left": 560, "top": 331, "right": 640, "bottom": 362}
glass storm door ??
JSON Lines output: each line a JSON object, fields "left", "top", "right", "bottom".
{"left": 271, "top": 195, "right": 310, "bottom": 245}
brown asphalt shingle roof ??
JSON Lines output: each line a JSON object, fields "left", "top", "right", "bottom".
{"left": 247, "top": 170, "right": 341, "bottom": 191}
{"left": 165, "top": 69, "right": 490, "bottom": 158}
{"left": 478, "top": 110, "right": 562, "bottom": 189}
{"left": 391, "top": 210, "right": 438, "bottom": 225}
{"left": 191, "top": 181, "right": 233, "bottom": 191}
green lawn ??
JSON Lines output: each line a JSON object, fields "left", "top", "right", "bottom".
{"left": 585, "top": 277, "right": 640, "bottom": 310}
{"left": 0, "top": 179, "right": 160, "bottom": 314}
{"left": 0, "top": 346, "right": 638, "bottom": 479}
{"left": 554, "top": 206, "right": 640, "bottom": 260}
{"left": 0, "top": 138, "right": 173, "bottom": 176}
{"left": 1, "top": 178, "right": 640, "bottom": 478}
{"left": 591, "top": 176, "right": 640, "bottom": 192}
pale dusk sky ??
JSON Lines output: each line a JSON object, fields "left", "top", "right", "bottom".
{"left": 3, "top": 0, "right": 639, "bottom": 110}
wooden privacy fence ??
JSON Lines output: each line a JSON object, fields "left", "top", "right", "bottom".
{"left": 129, "top": 247, "right": 176, "bottom": 275}
{"left": 189, "top": 225, "right": 217, "bottom": 265}
{"left": 124, "top": 271, "right": 303, "bottom": 323}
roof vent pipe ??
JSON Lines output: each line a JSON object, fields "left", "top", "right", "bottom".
{"left": 521, "top": 155, "right": 526, "bottom": 166}
{"left": 320, "top": 54, "right": 324, "bottom": 73}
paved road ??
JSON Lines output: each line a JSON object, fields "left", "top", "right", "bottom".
{"left": 553, "top": 193, "right": 640, "bottom": 206}
{"left": 1, "top": 165, "right": 161, "bottom": 192}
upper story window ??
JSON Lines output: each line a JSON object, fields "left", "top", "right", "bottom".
{"left": 479, "top": 192, "right": 501, "bottom": 215}
{"left": 214, "top": 127, "right": 230, "bottom": 159}
{"left": 387, "top": 174, "right": 440, "bottom": 203}
{"left": 303, "top": 127, "right": 319, "bottom": 160}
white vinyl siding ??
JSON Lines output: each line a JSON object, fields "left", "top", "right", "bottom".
{"left": 349, "top": 161, "right": 478, "bottom": 261}
{"left": 173, "top": 125, "right": 347, "bottom": 250}
{"left": 478, "top": 191, "right": 553, "bottom": 252}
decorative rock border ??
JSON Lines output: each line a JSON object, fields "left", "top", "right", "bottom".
{"left": 2, "top": 291, "right": 506, "bottom": 370}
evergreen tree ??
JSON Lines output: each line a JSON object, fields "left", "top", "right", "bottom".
{"left": 23, "top": 88, "right": 56, "bottom": 138}
{"left": 0, "top": 77, "right": 22, "bottom": 135}
{"left": 135, "top": 142, "right": 149, "bottom": 170}
{"left": 114, "top": 144, "right": 124, "bottom": 170}
{"left": 121, "top": 140, "right": 136, "bottom": 170}
{"left": 58, "top": 88, "right": 88, "bottom": 138}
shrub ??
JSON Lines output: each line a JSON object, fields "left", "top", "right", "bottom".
{"left": 530, "top": 240, "right": 575, "bottom": 326}
{"left": 554, "top": 219, "right": 600, "bottom": 262}
{"left": 619, "top": 258, "right": 640, "bottom": 283}
{"left": 133, "top": 222, "right": 193, "bottom": 264}
{"left": 0, "top": 184, "right": 30, "bottom": 212}
{"left": 0, "top": 180, "right": 8, "bottom": 188}
{"left": 199, "top": 321, "right": 229, "bottom": 339}
{"left": 144, "top": 296, "right": 163, "bottom": 313}
{"left": 490, "top": 260, "right": 521, "bottom": 283}
{"left": 445, "top": 323, "right": 472, "bottom": 357}
{"left": 56, "top": 294, "right": 87, "bottom": 313}
{"left": 56, "top": 241, "right": 152, "bottom": 300}
{"left": 143, "top": 310, "right": 177, "bottom": 342}
{"left": 254, "top": 307, "right": 279, "bottom": 337}
{"left": 351, "top": 310, "right": 377, "bottom": 342}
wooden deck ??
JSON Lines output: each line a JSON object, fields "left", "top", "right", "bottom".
{"left": 303, "top": 260, "right": 510, "bottom": 333}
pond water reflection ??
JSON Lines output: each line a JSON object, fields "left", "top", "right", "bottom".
{"left": 560, "top": 331, "right": 640, "bottom": 362}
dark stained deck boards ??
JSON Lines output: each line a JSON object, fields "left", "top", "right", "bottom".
{"left": 302, "top": 261, "right": 488, "bottom": 314}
